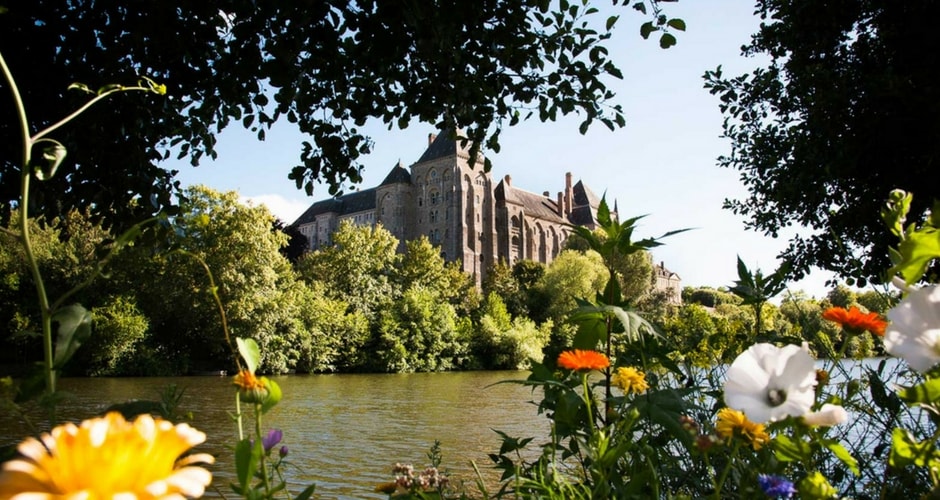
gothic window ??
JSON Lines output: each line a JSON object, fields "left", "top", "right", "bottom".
{"left": 430, "top": 170, "right": 438, "bottom": 181}
{"left": 430, "top": 210, "right": 438, "bottom": 223}
{"left": 418, "top": 197, "right": 423, "bottom": 207}
{"left": 430, "top": 191, "right": 440, "bottom": 205}
{"left": 475, "top": 195, "right": 480, "bottom": 204}
{"left": 445, "top": 191, "right": 452, "bottom": 201}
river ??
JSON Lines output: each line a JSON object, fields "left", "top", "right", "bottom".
{"left": 0, "top": 371, "right": 544, "bottom": 499}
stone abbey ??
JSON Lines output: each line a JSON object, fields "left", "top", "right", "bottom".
{"left": 292, "top": 131, "right": 680, "bottom": 299}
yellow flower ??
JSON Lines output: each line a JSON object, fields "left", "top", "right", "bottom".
{"left": 612, "top": 366, "right": 649, "bottom": 394}
{"left": 715, "top": 407, "right": 770, "bottom": 450}
{"left": 0, "top": 412, "right": 214, "bottom": 500}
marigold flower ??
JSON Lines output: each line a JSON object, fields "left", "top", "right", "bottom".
{"left": 821, "top": 306, "right": 887, "bottom": 336}
{"left": 715, "top": 407, "right": 770, "bottom": 450}
{"left": 723, "top": 342, "right": 816, "bottom": 423}
{"left": 612, "top": 366, "right": 649, "bottom": 394}
{"left": 557, "top": 349, "right": 610, "bottom": 372}
{"left": 233, "top": 368, "right": 268, "bottom": 403}
{"left": 0, "top": 412, "right": 214, "bottom": 500}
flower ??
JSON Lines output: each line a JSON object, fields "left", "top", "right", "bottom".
{"left": 758, "top": 474, "right": 797, "bottom": 499}
{"left": 723, "top": 342, "right": 817, "bottom": 423}
{"left": 233, "top": 368, "right": 269, "bottom": 403}
{"left": 802, "top": 404, "right": 848, "bottom": 427}
{"left": 885, "top": 283, "right": 940, "bottom": 373}
{"left": 279, "top": 445, "right": 289, "bottom": 458}
{"left": 612, "top": 366, "right": 649, "bottom": 394}
{"left": 822, "top": 306, "right": 888, "bottom": 336}
{"left": 262, "top": 429, "right": 283, "bottom": 453}
{"left": 0, "top": 412, "right": 214, "bottom": 499}
{"left": 715, "top": 407, "right": 770, "bottom": 450}
{"left": 557, "top": 349, "right": 610, "bottom": 372}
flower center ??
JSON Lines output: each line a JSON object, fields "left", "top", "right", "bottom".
{"left": 767, "top": 389, "right": 787, "bottom": 407}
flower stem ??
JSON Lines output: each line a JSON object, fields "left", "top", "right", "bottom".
{"left": 713, "top": 441, "right": 740, "bottom": 499}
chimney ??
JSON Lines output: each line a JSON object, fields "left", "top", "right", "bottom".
{"left": 428, "top": 133, "right": 437, "bottom": 146}
{"left": 504, "top": 174, "right": 512, "bottom": 187}
{"left": 557, "top": 192, "right": 564, "bottom": 217}
{"left": 543, "top": 191, "right": 550, "bottom": 197}
{"left": 564, "top": 172, "right": 573, "bottom": 215}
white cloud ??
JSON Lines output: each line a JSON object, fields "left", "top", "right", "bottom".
{"left": 241, "top": 194, "right": 310, "bottom": 224}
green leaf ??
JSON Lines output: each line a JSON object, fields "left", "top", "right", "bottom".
{"left": 260, "top": 377, "right": 282, "bottom": 414}
{"left": 606, "top": 15, "right": 619, "bottom": 31}
{"left": 773, "top": 434, "right": 812, "bottom": 463}
{"left": 640, "top": 21, "right": 655, "bottom": 40}
{"left": 32, "top": 139, "right": 67, "bottom": 181}
{"left": 898, "top": 377, "right": 940, "bottom": 406}
{"left": 890, "top": 227, "right": 940, "bottom": 285}
{"left": 666, "top": 18, "right": 686, "bottom": 31}
{"left": 52, "top": 304, "right": 93, "bottom": 369}
{"left": 823, "top": 439, "right": 859, "bottom": 476}
{"left": 890, "top": 427, "right": 939, "bottom": 468}
{"left": 237, "top": 337, "right": 261, "bottom": 374}
{"left": 659, "top": 33, "right": 677, "bottom": 49}
{"left": 234, "top": 438, "right": 262, "bottom": 494}
{"left": 294, "top": 484, "right": 317, "bottom": 500}
{"left": 867, "top": 368, "right": 902, "bottom": 415}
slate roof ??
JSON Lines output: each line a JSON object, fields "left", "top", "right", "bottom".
{"left": 380, "top": 162, "right": 411, "bottom": 185}
{"left": 290, "top": 188, "right": 377, "bottom": 226}
{"left": 496, "top": 183, "right": 567, "bottom": 223}
{"left": 416, "top": 131, "right": 475, "bottom": 163}
{"left": 568, "top": 181, "right": 602, "bottom": 226}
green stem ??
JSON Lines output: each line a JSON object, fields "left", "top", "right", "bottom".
{"left": 713, "top": 441, "right": 741, "bottom": 499}
{"left": 581, "top": 373, "right": 595, "bottom": 432}
{"left": 255, "top": 403, "right": 271, "bottom": 494}
{"left": 1, "top": 50, "right": 57, "bottom": 410}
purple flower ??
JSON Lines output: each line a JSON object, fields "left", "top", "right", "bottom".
{"left": 279, "top": 445, "right": 289, "bottom": 458}
{"left": 262, "top": 429, "right": 283, "bottom": 453}
{"left": 758, "top": 474, "right": 796, "bottom": 499}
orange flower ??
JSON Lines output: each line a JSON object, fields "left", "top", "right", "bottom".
{"left": 557, "top": 350, "right": 610, "bottom": 372}
{"left": 233, "top": 369, "right": 265, "bottom": 391}
{"left": 822, "top": 306, "right": 887, "bottom": 336}
{"left": 233, "top": 368, "right": 268, "bottom": 403}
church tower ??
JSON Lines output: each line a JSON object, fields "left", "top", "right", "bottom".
{"left": 410, "top": 131, "right": 495, "bottom": 284}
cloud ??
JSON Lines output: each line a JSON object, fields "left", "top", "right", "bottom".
{"left": 240, "top": 194, "right": 310, "bottom": 224}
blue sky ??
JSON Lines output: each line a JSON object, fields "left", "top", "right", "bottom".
{"left": 168, "top": 1, "right": 839, "bottom": 299}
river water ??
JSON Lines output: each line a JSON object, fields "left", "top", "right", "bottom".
{"left": 0, "top": 371, "right": 544, "bottom": 499}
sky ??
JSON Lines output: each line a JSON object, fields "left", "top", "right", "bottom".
{"left": 167, "top": 1, "right": 840, "bottom": 299}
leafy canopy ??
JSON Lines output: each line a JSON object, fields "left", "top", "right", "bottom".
{"left": 704, "top": 0, "right": 940, "bottom": 286}
{"left": 0, "top": 1, "right": 683, "bottom": 228}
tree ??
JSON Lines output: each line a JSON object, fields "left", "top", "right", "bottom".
{"left": 1, "top": 1, "right": 683, "bottom": 229}
{"left": 704, "top": 0, "right": 940, "bottom": 286}
{"left": 296, "top": 221, "right": 400, "bottom": 321}
{"left": 536, "top": 249, "right": 609, "bottom": 322}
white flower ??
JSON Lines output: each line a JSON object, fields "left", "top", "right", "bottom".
{"left": 723, "top": 342, "right": 817, "bottom": 423}
{"left": 802, "top": 404, "right": 848, "bottom": 427}
{"left": 885, "top": 282, "right": 940, "bottom": 373}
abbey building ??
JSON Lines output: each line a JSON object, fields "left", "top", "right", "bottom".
{"left": 291, "top": 131, "right": 680, "bottom": 300}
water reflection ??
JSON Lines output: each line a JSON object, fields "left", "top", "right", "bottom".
{"left": 0, "top": 371, "right": 544, "bottom": 499}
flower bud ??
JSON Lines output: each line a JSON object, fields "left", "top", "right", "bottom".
{"left": 802, "top": 404, "right": 848, "bottom": 427}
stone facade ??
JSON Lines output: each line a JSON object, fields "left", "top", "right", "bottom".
{"left": 292, "top": 131, "right": 680, "bottom": 298}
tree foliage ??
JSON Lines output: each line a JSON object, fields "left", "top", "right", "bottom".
{"left": 704, "top": 0, "right": 940, "bottom": 286}
{"left": 1, "top": 1, "right": 682, "bottom": 228}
